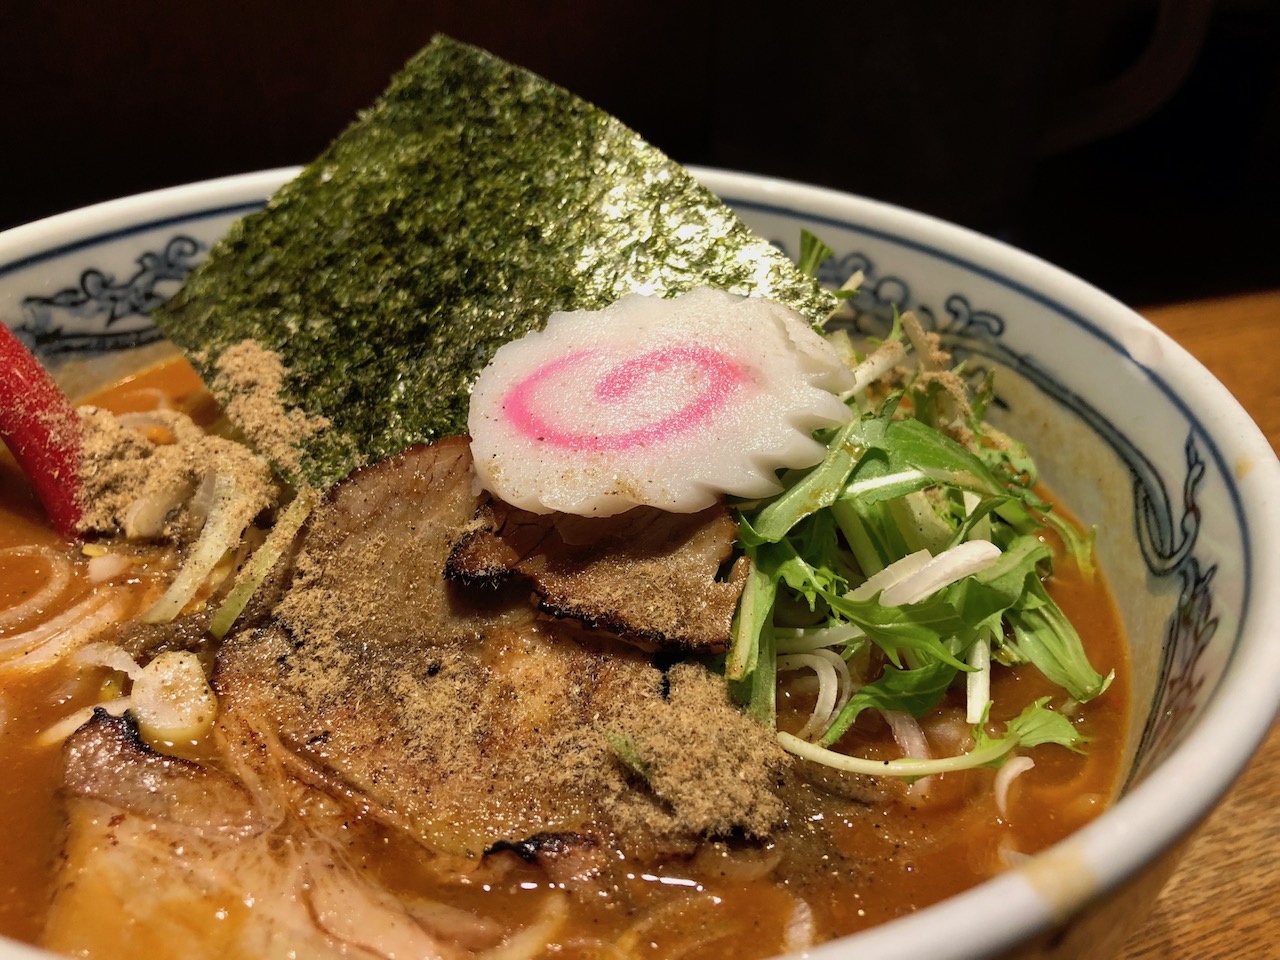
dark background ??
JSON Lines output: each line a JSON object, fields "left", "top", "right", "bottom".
{"left": 3, "top": 0, "right": 1276, "bottom": 306}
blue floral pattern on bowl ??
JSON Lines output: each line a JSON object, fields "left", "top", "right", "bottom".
{"left": 16, "top": 235, "right": 204, "bottom": 356}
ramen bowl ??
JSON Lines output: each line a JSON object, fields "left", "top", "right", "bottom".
{"left": 1, "top": 168, "right": 1277, "bottom": 960}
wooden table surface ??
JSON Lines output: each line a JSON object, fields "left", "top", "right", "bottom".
{"left": 1114, "top": 289, "right": 1279, "bottom": 960}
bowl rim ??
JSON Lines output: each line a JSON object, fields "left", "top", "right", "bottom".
{"left": 1, "top": 167, "right": 1278, "bottom": 960}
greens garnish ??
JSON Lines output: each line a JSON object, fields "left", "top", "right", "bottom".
{"left": 777, "top": 697, "right": 1087, "bottom": 778}
{"left": 729, "top": 302, "right": 1111, "bottom": 777}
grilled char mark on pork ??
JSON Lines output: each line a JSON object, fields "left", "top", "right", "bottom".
{"left": 445, "top": 498, "right": 749, "bottom": 653}
{"left": 484, "top": 833, "right": 607, "bottom": 891}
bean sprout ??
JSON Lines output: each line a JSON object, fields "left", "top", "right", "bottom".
{"left": 775, "top": 623, "right": 865, "bottom": 654}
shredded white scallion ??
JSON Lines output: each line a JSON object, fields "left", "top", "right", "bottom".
{"left": 778, "top": 650, "right": 851, "bottom": 741}
{"left": 143, "top": 472, "right": 247, "bottom": 624}
{"left": 843, "top": 468, "right": 929, "bottom": 500}
{"left": 841, "top": 339, "right": 907, "bottom": 402}
{"left": 962, "top": 490, "right": 993, "bottom": 543}
{"left": 884, "top": 710, "right": 931, "bottom": 760}
{"left": 901, "top": 312, "right": 940, "bottom": 371}
{"left": 114, "top": 389, "right": 172, "bottom": 415}
{"left": 480, "top": 894, "right": 568, "bottom": 960}
{"left": 775, "top": 623, "right": 866, "bottom": 654}
{"left": 185, "top": 471, "right": 221, "bottom": 533}
{"left": 815, "top": 648, "right": 854, "bottom": 714}
{"left": 777, "top": 730, "right": 1015, "bottom": 778}
{"left": 878, "top": 540, "right": 1001, "bottom": 607}
{"left": 847, "top": 549, "right": 932, "bottom": 602}
{"left": 997, "top": 834, "right": 1033, "bottom": 869}
{"left": 966, "top": 633, "right": 992, "bottom": 725}
{"left": 131, "top": 651, "right": 218, "bottom": 743}
{"left": 993, "top": 754, "right": 1035, "bottom": 816}
{"left": 783, "top": 897, "right": 816, "bottom": 953}
{"left": 123, "top": 483, "right": 195, "bottom": 539}
{"left": 86, "top": 552, "right": 133, "bottom": 583}
{"left": 889, "top": 490, "right": 955, "bottom": 555}
{"left": 210, "top": 489, "right": 317, "bottom": 638}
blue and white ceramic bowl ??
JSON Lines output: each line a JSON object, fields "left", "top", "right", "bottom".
{"left": 1, "top": 169, "right": 1277, "bottom": 960}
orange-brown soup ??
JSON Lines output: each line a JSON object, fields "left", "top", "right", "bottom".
{"left": 0, "top": 357, "right": 1129, "bottom": 958}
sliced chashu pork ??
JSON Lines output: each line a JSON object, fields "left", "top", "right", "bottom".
{"left": 218, "top": 619, "right": 788, "bottom": 865}
{"left": 46, "top": 439, "right": 884, "bottom": 952}
{"left": 45, "top": 711, "right": 468, "bottom": 960}
{"left": 274, "top": 436, "right": 535, "bottom": 651}
{"left": 445, "top": 499, "right": 748, "bottom": 652}
{"left": 221, "top": 439, "right": 788, "bottom": 864}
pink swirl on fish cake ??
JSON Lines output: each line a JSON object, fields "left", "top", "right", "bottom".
{"left": 502, "top": 345, "right": 749, "bottom": 451}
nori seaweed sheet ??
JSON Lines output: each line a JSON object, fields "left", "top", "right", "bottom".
{"left": 154, "top": 35, "right": 834, "bottom": 488}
